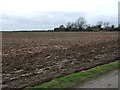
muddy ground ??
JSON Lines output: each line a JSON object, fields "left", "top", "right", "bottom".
{"left": 2, "top": 32, "right": 119, "bottom": 89}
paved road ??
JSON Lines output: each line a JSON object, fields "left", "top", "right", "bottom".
{"left": 0, "top": 74, "right": 1, "bottom": 90}
{"left": 75, "top": 69, "right": 119, "bottom": 88}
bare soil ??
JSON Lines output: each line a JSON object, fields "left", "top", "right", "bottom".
{"left": 2, "top": 32, "right": 119, "bottom": 89}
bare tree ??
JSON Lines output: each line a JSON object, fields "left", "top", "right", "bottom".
{"left": 75, "top": 17, "right": 86, "bottom": 31}
{"left": 103, "top": 22, "right": 110, "bottom": 28}
{"left": 97, "top": 21, "right": 103, "bottom": 29}
{"left": 66, "top": 22, "right": 72, "bottom": 29}
{"left": 71, "top": 22, "right": 77, "bottom": 29}
{"left": 66, "top": 22, "right": 77, "bottom": 31}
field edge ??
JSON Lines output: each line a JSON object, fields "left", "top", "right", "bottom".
{"left": 24, "top": 60, "right": 120, "bottom": 89}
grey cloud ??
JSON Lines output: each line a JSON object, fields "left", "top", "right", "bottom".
{"left": 118, "top": 1, "right": 120, "bottom": 24}
{"left": 84, "top": 12, "right": 118, "bottom": 26}
{"left": 1, "top": 11, "right": 118, "bottom": 31}
{"left": 1, "top": 12, "right": 86, "bottom": 30}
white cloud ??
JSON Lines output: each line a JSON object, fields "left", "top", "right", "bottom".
{"left": 0, "top": 0, "right": 118, "bottom": 14}
{"left": 0, "top": 0, "right": 119, "bottom": 30}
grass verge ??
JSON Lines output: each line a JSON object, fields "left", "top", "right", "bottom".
{"left": 25, "top": 60, "right": 120, "bottom": 89}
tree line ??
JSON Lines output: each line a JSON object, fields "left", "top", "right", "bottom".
{"left": 54, "top": 17, "right": 120, "bottom": 32}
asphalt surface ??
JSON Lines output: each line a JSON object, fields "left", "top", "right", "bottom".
{"left": 75, "top": 69, "right": 119, "bottom": 88}
{"left": 0, "top": 74, "right": 1, "bottom": 90}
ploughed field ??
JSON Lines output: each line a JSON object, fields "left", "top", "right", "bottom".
{"left": 2, "top": 32, "right": 119, "bottom": 88}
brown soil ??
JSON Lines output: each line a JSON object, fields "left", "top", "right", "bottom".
{"left": 2, "top": 32, "right": 119, "bottom": 89}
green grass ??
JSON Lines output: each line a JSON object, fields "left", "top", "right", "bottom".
{"left": 24, "top": 61, "right": 119, "bottom": 89}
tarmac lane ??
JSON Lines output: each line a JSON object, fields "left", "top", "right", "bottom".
{"left": 0, "top": 74, "right": 1, "bottom": 90}
{"left": 75, "top": 69, "right": 119, "bottom": 88}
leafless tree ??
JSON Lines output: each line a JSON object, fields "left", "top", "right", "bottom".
{"left": 103, "top": 22, "right": 110, "bottom": 28}
{"left": 97, "top": 21, "right": 103, "bottom": 28}
{"left": 75, "top": 17, "right": 86, "bottom": 30}
{"left": 66, "top": 22, "right": 72, "bottom": 29}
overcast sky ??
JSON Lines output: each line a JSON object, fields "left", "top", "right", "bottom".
{"left": 0, "top": 0, "right": 119, "bottom": 31}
